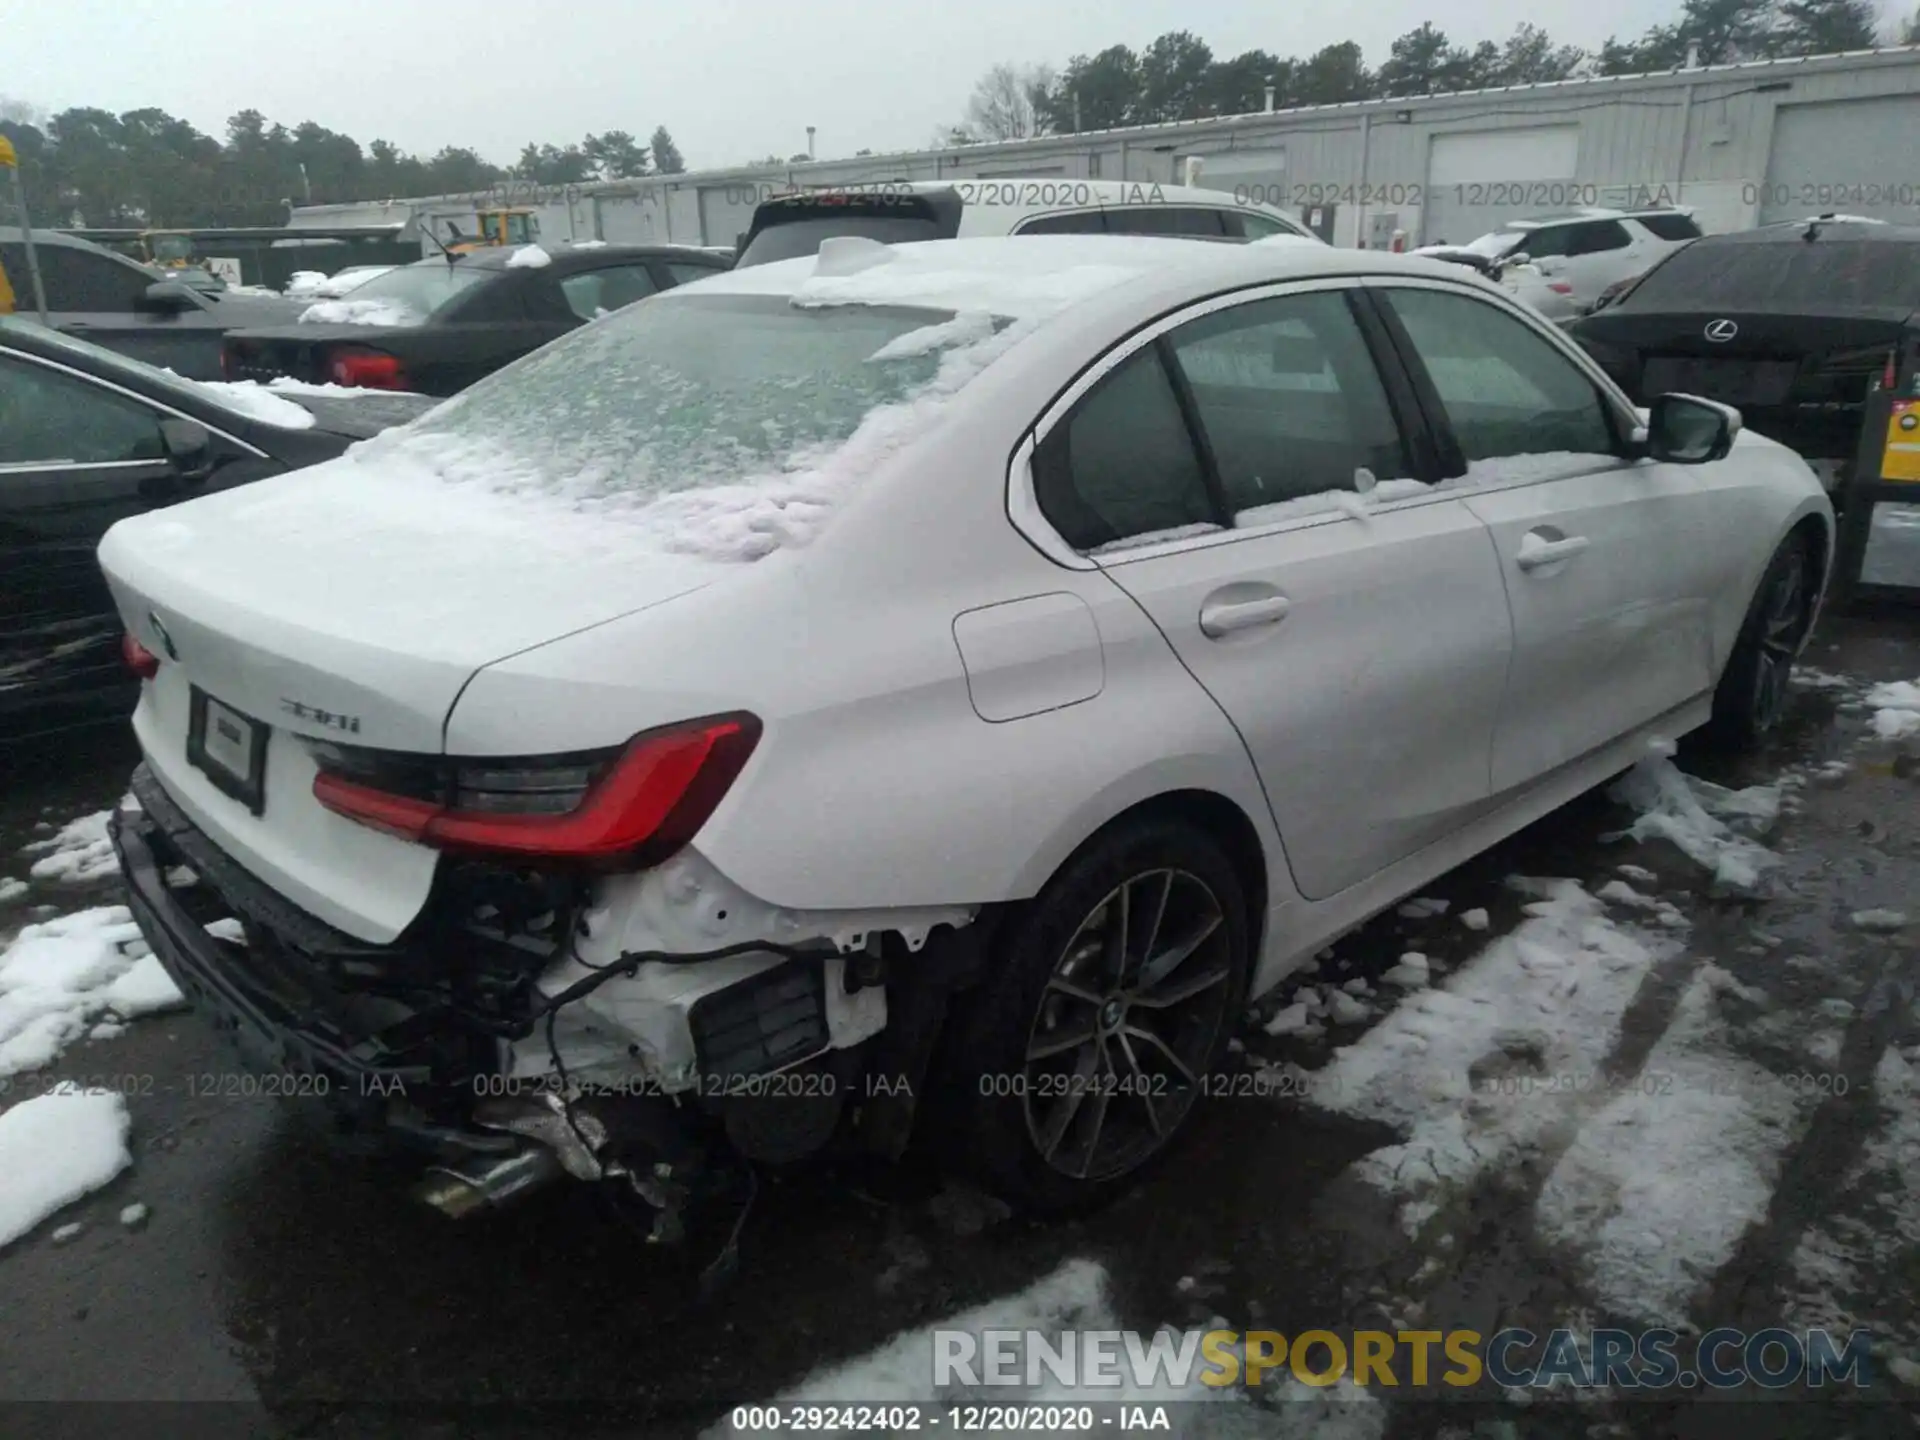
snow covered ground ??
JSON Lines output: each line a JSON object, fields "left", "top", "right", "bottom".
{"left": 0, "top": 1087, "right": 131, "bottom": 1248}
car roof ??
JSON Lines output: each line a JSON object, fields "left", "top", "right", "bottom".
{"left": 1690, "top": 219, "right": 1920, "bottom": 245}
{"left": 1504, "top": 207, "right": 1695, "bottom": 229}
{"left": 451, "top": 242, "right": 729, "bottom": 272}
{"left": 675, "top": 233, "right": 1486, "bottom": 323}
{"left": 0, "top": 225, "right": 140, "bottom": 257}
{"left": 780, "top": 178, "right": 1291, "bottom": 214}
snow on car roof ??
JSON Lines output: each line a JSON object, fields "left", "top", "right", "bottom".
{"left": 675, "top": 234, "right": 1428, "bottom": 322}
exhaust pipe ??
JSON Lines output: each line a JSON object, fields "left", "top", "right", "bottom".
{"left": 414, "top": 1144, "right": 563, "bottom": 1218}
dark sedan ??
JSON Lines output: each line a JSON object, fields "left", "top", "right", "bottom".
{"left": 0, "top": 316, "right": 437, "bottom": 742}
{"left": 1569, "top": 219, "right": 1920, "bottom": 492}
{"left": 222, "top": 243, "right": 731, "bottom": 396}
{"left": 1, "top": 227, "right": 304, "bottom": 379}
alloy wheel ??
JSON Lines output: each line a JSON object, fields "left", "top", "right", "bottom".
{"left": 1751, "top": 547, "right": 1807, "bottom": 733}
{"left": 1021, "top": 868, "right": 1233, "bottom": 1182}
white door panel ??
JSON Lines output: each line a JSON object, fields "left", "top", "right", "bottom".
{"left": 1466, "top": 464, "right": 1718, "bottom": 791}
{"left": 1100, "top": 501, "right": 1513, "bottom": 900}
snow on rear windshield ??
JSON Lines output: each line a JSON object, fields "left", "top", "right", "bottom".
{"left": 301, "top": 262, "right": 488, "bottom": 326}
{"left": 353, "top": 293, "right": 1019, "bottom": 560}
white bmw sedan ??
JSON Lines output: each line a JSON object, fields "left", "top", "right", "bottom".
{"left": 99, "top": 235, "right": 1831, "bottom": 1226}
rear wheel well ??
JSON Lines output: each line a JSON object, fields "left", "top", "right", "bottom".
{"left": 1079, "top": 789, "right": 1270, "bottom": 953}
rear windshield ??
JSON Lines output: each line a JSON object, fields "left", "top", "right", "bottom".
{"left": 359, "top": 292, "right": 1015, "bottom": 556}
{"left": 1622, "top": 239, "right": 1920, "bottom": 311}
{"left": 1635, "top": 212, "right": 1703, "bottom": 241}
{"left": 736, "top": 199, "right": 950, "bottom": 267}
{"left": 304, "top": 261, "right": 489, "bottom": 324}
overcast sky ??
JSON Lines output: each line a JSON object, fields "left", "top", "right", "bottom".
{"left": 11, "top": 0, "right": 1839, "bottom": 171}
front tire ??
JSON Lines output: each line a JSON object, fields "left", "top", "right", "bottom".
{"left": 1707, "top": 534, "right": 1815, "bottom": 750}
{"left": 955, "top": 818, "right": 1250, "bottom": 1213}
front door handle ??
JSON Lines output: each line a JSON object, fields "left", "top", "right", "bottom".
{"left": 1516, "top": 532, "right": 1590, "bottom": 572}
{"left": 1199, "top": 593, "right": 1291, "bottom": 638}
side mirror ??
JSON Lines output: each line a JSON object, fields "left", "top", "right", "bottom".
{"left": 142, "top": 281, "right": 197, "bottom": 313}
{"left": 158, "top": 416, "right": 214, "bottom": 480}
{"left": 1647, "top": 393, "right": 1740, "bottom": 464}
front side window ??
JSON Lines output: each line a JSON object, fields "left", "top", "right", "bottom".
{"left": 1166, "top": 291, "right": 1410, "bottom": 514}
{"left": 1566, "top": 221, "right": 1631, "bottom": 256}
{"left": 1383, "top": 287, "right": 1616, "bottom": 464}
{"left": 0, "top": 355, "right": 164, "bottom": 466}
{"left": 1513, "top": 227, "right": 1569, "bottom": 260}
{"left": 1032, "top": 347, "right": 1217, "bottom": 552}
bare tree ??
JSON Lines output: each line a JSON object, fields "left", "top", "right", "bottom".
{"left": 960, "top": 63, "right": 1055, "bottom": 142}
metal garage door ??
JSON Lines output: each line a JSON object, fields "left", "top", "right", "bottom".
{"left": 1423, "top": 126, "right": 1580, "bottom": 245}
{"left": 1761, "top": 97, "right": 1919, "bottom": 225}
{"left": 699, "top": 183, "right": 764, "bottom": 250}
{"left": 1180, "top": 147, "right": 1288, "bottom": 212}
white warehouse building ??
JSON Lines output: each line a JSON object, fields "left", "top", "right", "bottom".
{"left": 291, "top": 46, "right": 1920, "bottom": 253}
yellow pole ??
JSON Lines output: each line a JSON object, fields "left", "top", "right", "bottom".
{"left": 0, "top": 133, "right": 51, "bottom": 324}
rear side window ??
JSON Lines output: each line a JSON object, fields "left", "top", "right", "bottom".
{"left": 1167, "top": 292, "right": 1411, "bottom": 513}
{"left": 1635, "top": 212, "right": 1703, "bottom": 242}
{"left": 736, "top": 198, "right": 952, "bottom": 267}
{"left": 662, "top": 261, "right": 724, "bottom": 287}
{"left": 1103, "top": 207, "right": 1228, "bottom": 237}
{"left": 1014, "top": 212, "right": 1107, "bottom": 236}
{"left": 1620, "top": 238, "right": 1920, "bottom": 310}
{"left": 1032, "top": 348, "right": 1217, "bottom": 551}
{"left": 1383, "top": 287, "right": 1616, "bottom": 463}
{"left": 559, "top": 264, "right": 658, "bottom": 320}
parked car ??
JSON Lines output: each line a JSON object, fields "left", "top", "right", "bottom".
{"left": 1412, "top": 244, "right": 1580, "bottom": 322}
{"left": 1454, "top": 207, "right": 1703, "bottom": 312}
{"left": 1569, "top": 219, "right": 1920, "bottom": 494}
{"left": 308, "top": 264, "right": 399, "bottom": 299}
{"left": 100, "top": 236, "right": 1829, "bottom": 1233}
{"left": 734, "top": 178, "right": 1320, "bottom": 266}
{"left": 0, "top": 227, "right": 304, "bottom": 378}
{"left": 0, "top": 316, "right": 436, "bottom": 742}
{"left": 223, "top": 243, "right": 731, "bottom": 396}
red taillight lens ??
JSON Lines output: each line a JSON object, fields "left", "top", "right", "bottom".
{"left": 311, "top": 714, "right": 761, "bottom": 865}
{"left": 327, "top": 348, "right": 408, "bottom": 390}
{"left": 121, "top": 633, "right": 160, "bottom": 680}
{"left": 1548, "top": 282, "right": 1574, "bottom": 295}
{"left": 1885, "top": 352, "right": 1899, "bottom": 391}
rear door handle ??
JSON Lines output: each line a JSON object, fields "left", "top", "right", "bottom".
{"left": 1516, "top": 532, "right": 1591, "bottom": 571}
{"left": 1199, "top": 594, "right": 1291, "bottom": 638}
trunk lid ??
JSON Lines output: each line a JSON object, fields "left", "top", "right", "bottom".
{"left": 224, "top": 323, "right": 418, "bottom": 385}
{"left": 1574, "top": 308, "right": 1912, "bottom": 457}
{"left": 97, "top": 453, "right": 725, "bottom": 942}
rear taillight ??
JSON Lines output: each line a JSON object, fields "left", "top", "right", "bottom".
{"left": 1885, "top": 352, "right": 1899, "bottom": 391}
{"left": 121, "top": 633, "right": 160, "bottom": 680}
{"left": 327, "top": 348, "right": 408, "bottom": 390}
{"left": 311, "top": 714, "right": 761, "bottom": 865}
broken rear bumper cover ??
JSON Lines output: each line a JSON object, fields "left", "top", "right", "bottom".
{"left": 108, "top": 763, "right": 988, "bottom": 1201}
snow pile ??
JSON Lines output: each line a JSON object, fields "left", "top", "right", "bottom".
{"left": 1535, "top": 964, "right": 1810, "bottom": 1323}
{"left": 186, "top": 379, "right": 317, "bottom": 430}
{"left": 0, "top": 878, "right": 26, "bottom": 906}
{"left": 20, "top": 810, "right": 117, "bottom": 884}
{"left": 1864, "top": 678, "right": 1920, "bottom": 741}
{"left": 299, "top": 297, "right": 420, "bottom": 326}
{"left": 284, "top": 270, "right": 329, "bottom": 298}
{"left": 1308, "top": 878, "right": 1675, "bottom": 1231}
{"left": 786, "top": 252, "right": 1147, "bottom": 322}
{"left": 310, "top": 266, "right": 397, "bottom": 298}
{"left": 0, "top": 1087, "right": 132, "bottom": 1248}
{"left": 505, "top": 244, "right": 551, "bottom": 269}
{"left": 705, "top": 1257, "right": 1382, "bottom": 1437}
{"left": 0, "top": 906, "right": 184, "bottom": 1076}
{"left": 1607, "top": 757, "right": 1784, "bottom": 891}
